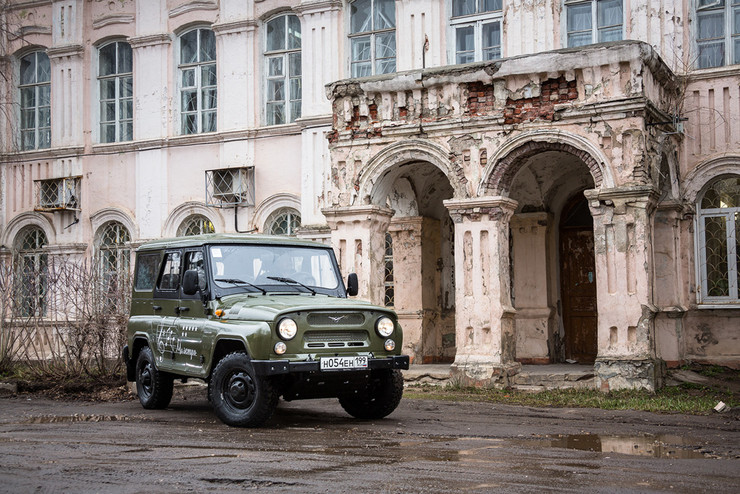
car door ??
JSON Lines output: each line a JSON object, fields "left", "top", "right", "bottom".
{"left": 152, "top": 250, "right": 182, "bottom": 371}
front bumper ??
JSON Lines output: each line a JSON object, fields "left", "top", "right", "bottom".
{"left": 251, "top": 355, "right": 409, "bottom": 376}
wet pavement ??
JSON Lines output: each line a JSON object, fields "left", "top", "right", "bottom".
{"left": 0, "top": 384, "right": 738, "bottom": 493}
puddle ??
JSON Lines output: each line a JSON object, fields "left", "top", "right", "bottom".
{"left": 23, "top": 414, "right": 131, "bottom": 424}
{"left": 518, "top": 433, "right": 711, "bottom": 459}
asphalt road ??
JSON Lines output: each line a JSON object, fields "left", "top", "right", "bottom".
{"left": 0, "top": 384, "right": 738, "bottom": 493}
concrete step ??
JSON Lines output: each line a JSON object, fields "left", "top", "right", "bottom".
{"left": 512, "top": 364, "right": 596, "bottom": 390}
{"left": 402, "top": 364, "right": 451, "bottom": 386}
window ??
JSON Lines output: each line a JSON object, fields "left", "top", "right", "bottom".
{"left": 205, "top": 167, "right": 255, "bottom": 207}
{"left": 265, "top": 14, "right": 302, "bottom": 125}
{"left": 96, "top": 221, "right": 131, "bottom": 281}
{"left": 98, "top": 41, "right": 133, "bottom": 143}
{"left": 158, "top": 252, "right": 182, "bottom": 291}
{"left": 384, "top": 232, "right": 394, "bottom": 307}
{"left": 135, "top": 253, "right": 159, "bottom": 291}
{"left": 178, "top": 215, "right": 215, "bottom": 236}
{"left": 34, "top": 177, "right": 80, "bottom": 211}
{"left": 565, "top": 0, "right": 623, "bottom": 48}
{"left": 697, "top": 176, "right": 740, "bottom": 304}
{"left": 19, "top": 51, "right": 51, "bottom": 150}
{"left": 265, "top": 208, "right": 301, "bottom": 236}
{"left": 179, "top": 28, "right": 217, "bottom": 134}
{"left": 696, "top": 0, "right": 740, "bottom": 69}
{"left": 349, "top": 0, "right": 396, "bottom": 77}
{"left": 450, "top": 0, "right": 502, "bottom": 64}
{"left": 14, "top": 227, "right": 48, "bottom": 317}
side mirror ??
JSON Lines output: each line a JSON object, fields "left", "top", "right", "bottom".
{"left": 182, "top": 269, "right": 199, "bottom": 296}
{"left": 346, "top": 273, "right": 358, "bottom": 297}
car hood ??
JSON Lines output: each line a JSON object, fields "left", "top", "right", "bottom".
{"left": 216, "top": 294, "right": 386, "bottom": 322}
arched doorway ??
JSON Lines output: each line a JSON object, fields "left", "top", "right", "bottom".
{"left": 559, "top": 193, "right": 597, "bottom": 363}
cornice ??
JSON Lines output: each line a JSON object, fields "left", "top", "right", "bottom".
{"left": 168, "top": 1, "right": 218, "bottom": 18}
{"left": 212, "top": 19, "right": 258, "bottom": 35}
{"left": 294, "top": 0, "right": 343, "bottom": 15}
{"left": 128, "top": 33, "right": 172, "bottom": 49}
{"left": 92, "top": 14, "right": 135, "bottom": 30}
{"left": 46, "top": 44, "right": 84, "bottom": 59}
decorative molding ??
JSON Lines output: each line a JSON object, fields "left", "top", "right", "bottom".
{"left": 162, "top": 201, "right": 224, "bottom": 237}
{"left": 168, "top": 1, "right": 218, "bottom": 18}
{"left": 46, "top": 44, "right": 84, "bottom": 59}
{"left": 212, "top": 19, "right": 258, "bottom": 35}
{"left": 1, "top": 146, "right": 84, "bottom": 162}
{"left": 92, "top": 14, "right": 135, "bottom": 30}
{"left": 295, "top": 114, "right": 332, "bottom": 129}
{"left": 253, "top": 194, "right": 301, "bottom": 232}
{"left": 90, "top": 207, "right": 138, "bottom": 241}
{"left": 294, "top": 0, "right": 343, "bottom": 15}
{"left": 128, "top": 33, "right": 172, "bottom": 49}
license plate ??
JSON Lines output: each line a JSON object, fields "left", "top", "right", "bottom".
{"left": 320, "top": 356, "right": 368, "bottom": 371}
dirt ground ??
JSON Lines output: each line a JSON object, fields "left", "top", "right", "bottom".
{"left": 1, "top": 382, "right": 739, "bottom": 493}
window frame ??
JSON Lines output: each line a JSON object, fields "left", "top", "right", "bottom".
{"left": 564, "top": 0, "right": 624, "bottom": 49}
{"left": 14, "top": 227, "right": 49, "bottom": 317}
{"left": 97, "top": 40, "right": 133, "bottom": 143}
{"left": 95, "top": 221, "right": 132, "bottom": 281}
{"left": 265, "top": 207, "right": 301, "bottom": 236}
{"left": 449, "top": 0, "right": 503, "bottom": 64}
{"left": 177, "top": 27, "right": 217, "bottom": 135}
{"left": 695, "top": 0, "right": 740, "bottom": 69}
{"left": 695, "top": 175, "right": 740, "bottom": 306}
{"left": 264, "top": 13, "right": 302, "bottom": 126}
{"left": 348, "top": 0, "right": 397, "bottom": 77}
{"left": 18, "top": 50, "right": 51, "bottom": 151}
{"left": 178, "top": 214, "right": 216, "bottom": 236}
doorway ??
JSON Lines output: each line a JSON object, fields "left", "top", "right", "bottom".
{"left": 559, "top": 193, "right": 597, "bottom": 363}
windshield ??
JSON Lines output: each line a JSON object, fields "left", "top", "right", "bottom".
{"left": 209, "top": 244, "right": 341, "bottom": 292}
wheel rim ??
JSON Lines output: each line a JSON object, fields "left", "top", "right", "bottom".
{"left": 223, "top": 370, "right": 256, "bottom": 411}
{"left": 138, "top": 362, "right": 154, "bottom": 398}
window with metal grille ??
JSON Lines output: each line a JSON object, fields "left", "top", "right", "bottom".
{"left": 96, "top": 221, "right": 131, "bottom": 282}
{"left": 450, "top": 0, "right": 502, "bottom": 64}
{"left": 265, "top": 208, "right": 301, "bottom": 236}
{"left": 349, "top": 0, "right": 396, "bottom": 77}
{"left": 19, "top": 51, "right": 51, "bottom": 150}
{"left": 384, "top": 232, "right": 394, "bottom": 307}
{"left": 33, "top": 177, "right": 80, "bottom": 211}
{"left": 179, "top": 28, "right": 217, "bottom": 134}
{"left": 565, "top": 0, "right": 623, "bottom": 48}
{"left": 265, "top": 14, "right": 302, "bottom": 125}
{"left": 178, "top": 215, "right": 215, "bottom": 236}
{"left": 205, "top": 167, "right": 255, "bottom": 207}
{"left": 98, "top": 41, "right": 133, "bottom": 143}
{"left": 696, "top": 0, "right": 740, "bottom": 69}
{"left": 697, "top": 176, "right": 740, "bottom": 304}
{"left": 14, "top": 227, "right": 48, "bottom": 317}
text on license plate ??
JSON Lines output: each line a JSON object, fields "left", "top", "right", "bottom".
{"left": 320, "top": 356, "right": 368, "bottom": 370}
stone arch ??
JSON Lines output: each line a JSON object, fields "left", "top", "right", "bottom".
{"left": 357, "top": 139, "right": 469, "bottom": 206}
{"left": 90, "top": 207, "right": 138, "bottom": 242}
{"left": 480, "top": 131, "right": 614, "bottom": 196}
{"left": 2, "top": 212, "right": 56, "bottom": 248}
{"left": 252, "top": 193, "right": 301, "bottom": 232}
{"left": 163, "top": 201, "right": 225, "bottom": 237}
{"left": 682, "top": 154, "right": 740, "bottom": 204}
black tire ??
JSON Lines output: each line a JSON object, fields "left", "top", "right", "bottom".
{"left": 135, "top": 346, "right": 174, "bottom": 409}
{"left": 208, "top": 352, "right": 278, "bottom": 427}
{"left": 339, "top": 369, "right": 404, "bottom": 419}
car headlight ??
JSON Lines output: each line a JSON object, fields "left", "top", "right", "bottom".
{"left": 277, "top": 318, "right": 297, "bottom": 340}
{"left": 375, "top": 316, "right": 394, "bottom": 337}
{"left": 274, "top": 341, "right": 287, "bottom": 355}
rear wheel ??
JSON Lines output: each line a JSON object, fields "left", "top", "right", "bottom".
{"left": 209, "top": 352, "right": 278, "bottom": 427}
{"left": 135, "top": 346, "right": 174, "bottom": 409}
{"left": 339, "top": 369, "right": 404, "bottom": 419}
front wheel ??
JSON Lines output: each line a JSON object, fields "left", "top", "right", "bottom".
{"left": 339, "top": 369, "right": 404, "bottom": 420}
{"left": 135, "top": 346, "right": 174, "bottom": 409}
{"left": 209, "top": 352, "right": 278, "bottom": 427}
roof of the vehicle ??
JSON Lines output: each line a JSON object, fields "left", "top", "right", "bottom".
{"left": 137, "top": 234, "right": 329, "bottom": 252}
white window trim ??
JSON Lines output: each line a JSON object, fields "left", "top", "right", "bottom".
{"left": 694, "top": 0, "right": 740, "bottom": 69}
{"left": 347, "top": 0, "right": 397, "bottom": 77}
{"left": 563, "top": 0, "right": 625, "bottom": 49}
{"left": 176, "top": 27, "right": 217, "bottom": 136}
{"left": 96, "top": 40, "right": 133, "bottom": 144}
{"left": 448, "top": 2, "right": 503, "bottom": 64}
{"left": 263, "top": 13, "right": 302, "bottom": 126}
{"left": 18, "top": 51, "right": 51, "bottom": 151}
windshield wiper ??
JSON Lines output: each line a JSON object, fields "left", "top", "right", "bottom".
{"left": 266, "top": 276, "right": 316, "bottom": 296}
{"left": 215, "top": 278, "right": 266, "bottom": 295}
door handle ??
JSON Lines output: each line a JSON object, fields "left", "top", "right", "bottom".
{"left": 152, "top": 305, "right": 162, "bottom": 311}
{"left": 175, "top": 306, "right": 190, "bottom": 314}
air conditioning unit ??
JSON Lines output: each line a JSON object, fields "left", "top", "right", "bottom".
{"left": 206, "top": 167, "right": 255, "bottom": 207}
{"left": 34, "top": 177, "right": 81, "bottom": 212}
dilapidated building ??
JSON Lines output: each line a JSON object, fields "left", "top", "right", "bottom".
{"left": 1, "top": 1, "right": 738, "bottom": 390}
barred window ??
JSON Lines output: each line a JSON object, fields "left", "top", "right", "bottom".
{"left": 265, "top": 14, "right": 302, "bottom": 125}
{"left": 19, "top": 51, "right": 51, "bottom": 150}
{"left": 179, "top": 28, "right": 217, "bottom": 134}
{"left": 697, "top": 176, "right": 740, "bottom": 304}
{"left": 98, "top": 41, "right": 133, "bottom": 143}
{"left": 265, "top": 208, "right": 301, "bottom": 236}
{"left": 451, "top": 0, "right": 502, "bottom": 64}
{"left": 96, "top": 222, "right": 131, "bottom": 282}
{"left": 696, "top": 0, "right": 740, "bottom": 68}
{"left": 14, "top": 227, "right": 48, "bottom": 317}
{"left": 566, "top": 0, "right": 623, "bottom": 48}
{"left": 384, "top": 232, "right": 394, "bottom": 307}
{"left": 349, "top": 0, "right": 396, "bottom": 77}
{"left": 178, "top": 215, "right": 215, "bottom": 236}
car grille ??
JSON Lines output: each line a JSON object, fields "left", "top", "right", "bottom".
{"left": 306, "top": 312, "right": 365, "bottom": 326}
{"left": 303, "top": 330, "right": 369, "bottom": 349}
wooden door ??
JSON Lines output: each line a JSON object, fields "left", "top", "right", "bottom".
{"left": 560, "top": 196, "right": 597, "bottom": 363}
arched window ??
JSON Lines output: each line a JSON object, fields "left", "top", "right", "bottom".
{"left": 697, "top": 176, "right": 740, "bottom": 303}
{"left": 265, "top": 208, "right": 301, "bottom": 236}
{"left": 98, "top": 41, "right": 133, "bottom": 143}
{"left": 96, "top": 221, "right": 131, "bottom": 280}
{"left": 265, "top": 14, "right": 302, "bottom": 125}
{"left": 179, "top": 28, "right": 217, "bottom": 134}
{"left": 19, "top": 51, "right": 51, "bottom": 150}
{"left": 178, "top": 214, "right": 215, "bottom": 236}
{"left": 349, "top": 0, "right": 396, "bottom": 77}
{"left": 14, "top": 227, "right": 48, "bottom": 317}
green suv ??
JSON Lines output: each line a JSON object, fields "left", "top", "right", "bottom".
{"left": 123, "top": 234, "right": 409, "bottom": 427}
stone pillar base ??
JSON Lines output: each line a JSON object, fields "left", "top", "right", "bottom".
{"left": 451, "top": 358, "right": 521, "bottom": 388}
{"left": 594, "top": 358, "right": 666, "bottom": 393}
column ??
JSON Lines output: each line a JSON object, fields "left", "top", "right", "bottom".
{"left": 585, "top": 186, "right": 665, "bottom": 392}
{"left": 444, "top": 196, "right": 520, "bottom": 385}
{"left": 510, "top": 212, "right": 554, "bottom": 364}
{"left": 322, "top": 206, "right": 394, "bottom": 305}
